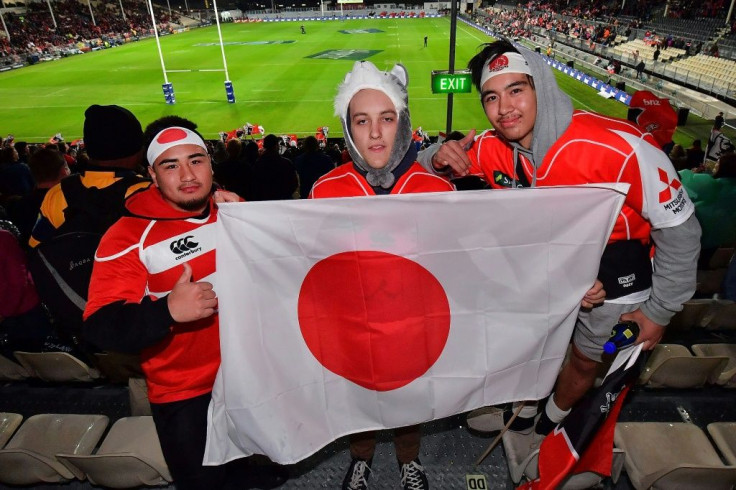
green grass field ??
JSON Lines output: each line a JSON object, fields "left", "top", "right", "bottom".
{"left": 0, "top": 17, "right": 719, "bottom": 145}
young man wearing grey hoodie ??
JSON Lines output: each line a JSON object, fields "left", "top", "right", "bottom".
{"left": 419, "top": 40, "right": 701, "bottom": 448}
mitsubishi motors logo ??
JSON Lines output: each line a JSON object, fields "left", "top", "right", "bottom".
{"left": 658, "top": 168, "right": 681, "bottom": 203}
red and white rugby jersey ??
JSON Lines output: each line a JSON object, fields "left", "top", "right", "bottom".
{"left": 85, "top": 187, "right": 220, "bottom": 404}
{"left": 466, "top": 110, "right": 694, "bottom": 245}
{"left": 310, "top": 161, "right": 454, "bottom": 198}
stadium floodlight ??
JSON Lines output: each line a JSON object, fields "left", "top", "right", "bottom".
{"left": 0, "top": 11, "right": 9, "bottom": 43}
{"left": 87, "top": 0, "right": 96, "bottom": 26}
{"left": 147, "top": 0, "right": 175, "bottom": 104}
{"left": 45, "top": 0, "right": 57, "bottom": 29}
{"left": 118, "top": 0, "right": 126, "bottom": 22}
{"left": 212, "top": 0, "right": 235, "bottom": 103}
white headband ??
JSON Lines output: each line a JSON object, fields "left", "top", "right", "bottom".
{"left": 147, "top": 126, "right": 207, "bottom": 165}
{"left": 479, "top": 52, "right": 532, "bottom": 89}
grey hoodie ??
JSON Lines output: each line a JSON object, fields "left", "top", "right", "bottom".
{"left": 418, "top": 44, "right": 700, "bottom": 331}
{"left": 511, "top": 46, "right": 573, "bottom": 184}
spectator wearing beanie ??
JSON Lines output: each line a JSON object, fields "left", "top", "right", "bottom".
{"left": 29, "top": 104, "right": 151, "bottom": 247}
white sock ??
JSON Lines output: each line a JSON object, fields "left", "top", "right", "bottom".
{"left": 512, "top": 401, "right": 539, "bottom": 419}
{"left": 544, "top": 395, "right": 571, "bottom": 423}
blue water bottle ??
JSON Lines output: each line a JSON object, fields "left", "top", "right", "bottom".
{"left": 603, "top": 321, "right": 640, "bottom": 354}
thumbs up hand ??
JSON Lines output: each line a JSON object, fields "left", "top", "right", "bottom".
{"left": 431, "top": 129, "right": 476, "bottom": 176}
{"left": 167, "top": 263, "right": 218, "bottom": 323}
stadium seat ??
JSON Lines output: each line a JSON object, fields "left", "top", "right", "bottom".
{"left": 708, "top": 422, "right": 736, "bottom": 466}
{"left": 615, "top": 422, "right": 736, "bottom": 490}
{"left": 667, "top": 299, "right": 714, "bottom": 330}
{"left": 129, "top": 377, "right": 152, "bottom": 416}
{"left": 691, "top": 344, "right": 736, "bottom": 387}
{"left": 502, "top": 430, "right": 625, "bottom": 487}
{"left": 0, "top": 413, "right": 22, "bottom": 448}
{"left": 708, "top": 248, "right": 735, "bottom": 269}
{"left": 0, "top": 353, "right": 29, "bottom": 381}
{"left": 696, "top": 268, "right": 727, "bottom": 296}
{"left": 56, "top": 416, "right": 172, "bottom": 488}
{"left": 13, "top": 351, "right": 101, "bottom": 382}
{"left": 93, "top": 352, "right": 143, "bottom": 384}
{"left": 702, "top": 301, "right": 736, "bottom": 330}
{"left": 638, "top": 344, "right": 729, "bottom": 388}
{"left": 0, "top": 414, "right": 108, "bottom": 485}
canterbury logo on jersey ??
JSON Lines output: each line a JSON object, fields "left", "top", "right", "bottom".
{"left": 170, "top": 235, "right": 202, "bottom": 259}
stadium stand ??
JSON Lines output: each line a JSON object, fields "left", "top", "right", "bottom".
{"left": 0, "top": 0, "right": 183, "bottom": 61}
{"left": 476, "top": 0, "right": 736, "bottom": 105}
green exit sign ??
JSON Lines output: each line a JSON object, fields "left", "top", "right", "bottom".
{"left": 431, "top": 70, "right": 472, "bottom": 94}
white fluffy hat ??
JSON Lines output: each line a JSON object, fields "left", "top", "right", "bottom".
{"left": 334, "top": 61, "right": 408, "bottom": 119}
{"left": 333, "top": 61, "right": 414, "bottom": 189}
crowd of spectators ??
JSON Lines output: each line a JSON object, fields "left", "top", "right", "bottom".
{"left": 0, "top": 115, "right": 362, "bottom": 365}
{"left": 475, "top": 6, "right": 620, "bottom": 45}
{"left": 0, "top": 0, "right": 181, "bottom": 62}
{"left": 476, "top": 0, "right": 725, "bottom": 58}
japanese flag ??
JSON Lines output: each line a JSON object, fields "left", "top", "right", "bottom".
{"left": 205, "top": 185, "right": 627, "bottom": 465}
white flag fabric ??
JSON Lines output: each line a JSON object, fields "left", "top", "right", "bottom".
{"left": 205, "top": 184, "right": 627, "bottom": 465}
{"left": 706, "top": 130, "right": 735, "bottom": 163}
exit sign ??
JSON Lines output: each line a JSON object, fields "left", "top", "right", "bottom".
{"left": 431, "top": 70, "right": 472, "bottom": 94}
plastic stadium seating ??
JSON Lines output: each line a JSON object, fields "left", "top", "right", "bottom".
{"left": 638, "top": 344, "right": 729, "bottom": 388}
{"left": 501, "top": 429, "right": 625, "bottom": 487}
{"left": 708, "top": 248, "right": 735, "bottom": 270}
{"left": 128, "top": 377, "right": 152, "bottom": 416}
{"left": 0, "top": 413, "right": 108, "bottom": 485}
{"left": 57, "top": 416, "right": 172, "bottom": 488}
{"left": 0, "top": 353, "right": 29, "bottom": 381}
{"left": 702, "top": 301, "right": 736, "bottom": 330}
{"left": 667, "top": 299, "right": 714, "bottom": 330}
{"left": 615, "top": 422, "right": 736, "bottom": 490}
{"left": 691, "top": 344, "right": 736, "bottom": 387}
{"left": 708, "top": 422, "right": 736, "bottom": 466}
{"left": 13, "top": 351, "right": 101, "bottom": 382}
{"left": 0, "top": 413, "right": 22, "bottom": 448}
{"left": 93, "top": 351, "right": 144, "bottom": 384}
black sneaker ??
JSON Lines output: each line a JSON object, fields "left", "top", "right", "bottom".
{"left": 399, "top": 458, "right": 429, "bottom": 490}
{"left": 342, "top": 457, "right": 372, "bottom": 490}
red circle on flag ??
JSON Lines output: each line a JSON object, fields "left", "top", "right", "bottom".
{"left": 157, "top": 127, "right": 188, "bottom": 143}
{"left": 298, "top": 251, "right": 451, "bottom": 392}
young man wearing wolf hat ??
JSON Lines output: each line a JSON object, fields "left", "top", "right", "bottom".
{"left": 420, "top": 39, "right": 700, "bottom": 451}
{"left": 310, "top": 61, "right": 454, "bottom": 489}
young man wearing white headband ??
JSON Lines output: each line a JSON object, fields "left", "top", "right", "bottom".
{"left": 83, "top": 119, "right": 286, "bottom": 490}
{"left": 311, "top": 61, "right": 453, "bottom": 490}
{"left": 419, "top": 39, "right": 700, "bottom": 455}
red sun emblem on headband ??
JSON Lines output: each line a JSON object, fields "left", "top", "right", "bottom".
{"left": 156, "top": 128, "right": 188, "bottom": 144}
{"left": 489, "top": 55, "right": 509, "bottom": 72}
